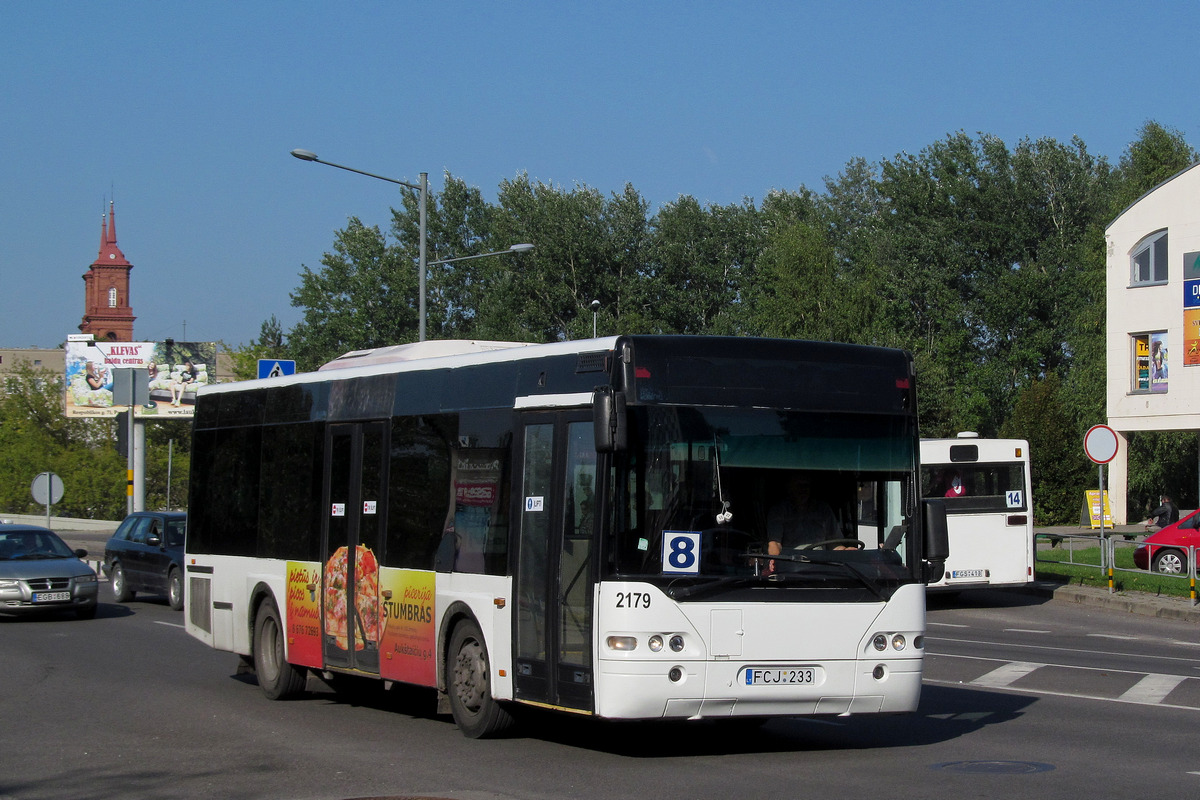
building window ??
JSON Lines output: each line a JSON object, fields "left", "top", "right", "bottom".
{"left": 1131, "top": 332, "right": 1169, "bottom": 393}
{"left": 108, "top": 287, "right": 118, "bottom": 307}
{"left": 1131, "top": 230, "right": 1168, "bottom": 286}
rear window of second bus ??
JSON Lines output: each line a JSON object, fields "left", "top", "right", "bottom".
{"left": 921, "top": 463, "right": 1026, "bottom": 513}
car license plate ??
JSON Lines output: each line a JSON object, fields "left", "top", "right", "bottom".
{"left": 32, "top": 591, "right": 71, "bottom": 603}
{"left": 951, "top": 569, "right": 985, "bottom": 579}
{"left": 744, "top": 667, "right": 816, "bottom": 686}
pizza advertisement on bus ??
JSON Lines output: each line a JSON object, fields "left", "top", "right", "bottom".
{"left": 379, "top": 569, "right": 437, "bottom": 686}
{"left": 284, "top": 561, "right": 323, "bottom": 668}
{"left": 323, "top": 545, "right": 381, "bottom": 653}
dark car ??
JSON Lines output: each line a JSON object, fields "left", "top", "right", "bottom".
{"left": 0, "top": 524, "right": 99, "bottom": 619}
{"left": 1133, "top": 509, "right": 1200, "bottom": 574}
{"left": 104, "top": 511, "right": 186, "bottom": 610}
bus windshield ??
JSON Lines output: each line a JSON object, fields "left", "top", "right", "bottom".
{"left": 608, "top": 405, "right": 919, "bottom": 593}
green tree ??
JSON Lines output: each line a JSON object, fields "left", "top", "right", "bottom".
{"left": 394, "top": 174, "right": 496, "bottom": 340}
{"left": 144, "top": 420, "right": 192, "bottom": 511}
{"left": 745, "top": 221, "right": 842, "bottom": 340}
{"left": 643, "top": 196, "right": 762, "bottom": 335}
{"left": 479, "top": 175, "right": 623, "bottom": 341}
{"left": 0, "top": 365, "right": 125, "bottom": 519}
{"left": 228, "top": 315, "right": 290, "bottom": 381}
{"left": 1113, "top": 121, "right": 1198, "bottom": 211}
{"left": 1000, "top": 375, "right": 1089, "bottom": 524}
{"left": 1125, "top": 432, "right": 1199, "bottom": 516}
{"left": 287, "top": 218, "right": 417, "bottom": 369}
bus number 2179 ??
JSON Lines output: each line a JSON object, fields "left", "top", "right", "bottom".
{"left": 615, "top": 592, "right": 651, "bottom": 609}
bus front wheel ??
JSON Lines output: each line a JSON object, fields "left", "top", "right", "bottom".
{"left": 254, "top": 598, "right": 306, "bottom": 700}
{"left": 446, "top": 619, "right": 513, "bottom": 738}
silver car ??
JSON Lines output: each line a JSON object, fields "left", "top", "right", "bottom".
{"left": 0, "top": 524, "right": 99, "bottom": 619}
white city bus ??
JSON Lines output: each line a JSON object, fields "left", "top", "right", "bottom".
{"left": 184, "top": 336, "right": 948, "bottom": 737}
{"left": 919, "top": 434, "right": 1033, "bottom": 591}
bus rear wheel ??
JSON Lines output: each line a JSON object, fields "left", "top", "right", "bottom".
{"left": 254, "top": 598, "right": 306, "bottom": 700}
{"left": 446, "top": 619, "right": 513, "bottom": 738}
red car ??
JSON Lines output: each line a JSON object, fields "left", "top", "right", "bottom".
{"left": 1134, "top": 509, "right": 1200, "bottom": 573}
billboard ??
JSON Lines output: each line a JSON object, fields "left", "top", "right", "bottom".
{"left": 64, "top": 340, "right": 218, "bottom": 419}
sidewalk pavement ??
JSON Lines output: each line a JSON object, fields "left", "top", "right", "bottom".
{"left": 1029, "top": 524, "right": 1200, "bottom": 623}
{"left": 1018, "top": 578, "right": 1200, "bottom": 623}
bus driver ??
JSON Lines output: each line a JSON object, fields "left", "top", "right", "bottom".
{"left": 767, "top": 474, "right": 840, "bottom": 571}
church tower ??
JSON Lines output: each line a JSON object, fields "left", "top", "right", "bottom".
{"left": 80, "top": 200, "right": 136, "bottom": 341}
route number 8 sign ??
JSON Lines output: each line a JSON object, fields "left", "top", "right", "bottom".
{"left": 662, "top": 530, "right": 701, "bottom": 574}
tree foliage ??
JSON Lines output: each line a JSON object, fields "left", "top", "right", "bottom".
{"left": 0, "top": 364, "right": 125, "bottom": 518}
{"left": 248, "top": 122, "right": 1198, "bottom": 523}
{"left": 0, "top": 364, "right": 192, "bottom": 518}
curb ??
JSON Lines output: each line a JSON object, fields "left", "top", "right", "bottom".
{"left": 1020, "top": 580, "right": 1200, "bottom": 623}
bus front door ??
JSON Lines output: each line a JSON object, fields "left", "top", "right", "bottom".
{"left": 321, "top": 421, "right": 388, "bottom": 675}
{"left": 514, "top": 414, "right": 597, "bottom": 713}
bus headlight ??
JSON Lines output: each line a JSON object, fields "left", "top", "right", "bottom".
{"left": 669, "top": 635, "right": 685, "bottom": 652}
{"left": 607, "top": 636, "right": 638, "bottom": 651}
{"left": 648, "top": 635, "right": 664, "bottom": 652}
{"left": 872, "top": 632, "right": 910, "bottom": 652}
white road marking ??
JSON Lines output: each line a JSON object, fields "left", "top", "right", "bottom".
{"left": 927, "top": 653, "right": 1200, "bottom": 710}
{"left": 928, "top": 622, "right": 970, "bottom": 628}
{"left": 1003, "top": 628, "right": 1052, "bottom": 634}
{"left": 971, "top": 661, "right": 1042, "bottom": 688}
{"left": 1120, "top": 673, "right": 1187, "bottom": 704}
{"left": 929, "top": 635, "right": 1200, "bottom": 666}
{"left": 154, "top": 620, "right": 185, "bottom": 629}
{"left": 1088, "top": 633, "right": 1140, "bottom": 641}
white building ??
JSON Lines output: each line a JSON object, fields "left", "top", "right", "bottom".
{"left": 1105, "top": 161, "right": 1200, "bottom": 522}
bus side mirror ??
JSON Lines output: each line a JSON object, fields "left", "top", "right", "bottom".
{"left": 593, "top": 387, "right": 627, "bottom": 452}
{"left": 922, "top": 499, "right": 949, "bottom": 582}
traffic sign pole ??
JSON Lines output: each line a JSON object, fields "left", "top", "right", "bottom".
{"left": 31, "top": 472, "right": 64, "bottom": 529}
{"left": 1084, "top": 424, "right": 1120, "bottom": 592}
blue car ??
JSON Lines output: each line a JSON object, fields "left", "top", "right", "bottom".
{"left": 0, "top": 524, "right": 99, "bottom": 619}
{"left": 104, "top": 511, "right": 187, "bottom": 610}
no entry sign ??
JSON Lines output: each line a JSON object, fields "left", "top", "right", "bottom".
{"left": 1084, "top": 424, "right": 1119, "bottom": 465}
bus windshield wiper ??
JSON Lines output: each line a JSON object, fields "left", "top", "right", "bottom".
{"left": 665, "top": 575, "right": 764, "bottom": 600}
{"left": 785, "top": 554, "right": 889, "bottom": 601}
{"left": 749, "top": 552, "right": 890, "bottom": 601}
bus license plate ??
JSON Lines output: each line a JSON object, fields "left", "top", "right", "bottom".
{"left": 744, "top": 667, "right": 816, "bottom": 686}
{"left": 33, "top": 591, "right": 71, "bottom": 603}
{"left": 951, "top": 569, "right": 985, "bottom": 579}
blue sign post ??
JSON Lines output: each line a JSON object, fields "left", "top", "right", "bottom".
{"left": 257, "top": 359, "right": 297, "bottom": 379}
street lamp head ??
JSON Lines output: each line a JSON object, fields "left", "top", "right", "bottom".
{"left": 290, "top": 149, "right": 319, "bottom": 162}
{"left": 590, "top": 300, "right": 601, "bottom": 311}
{"left": 509, "top": 243, "right": 535, "bottom": 254}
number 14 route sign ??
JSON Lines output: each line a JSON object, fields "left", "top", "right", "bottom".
{"left": 258, "top": 359, "right": 297, "bottom": 380}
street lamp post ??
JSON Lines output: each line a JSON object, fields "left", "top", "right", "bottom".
{"left": 291, "top": 149, "right": 430, "bottom": 341}
{"left": 428, "top": 242, "right": 535, "bottom": 268}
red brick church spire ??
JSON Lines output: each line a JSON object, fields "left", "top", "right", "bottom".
{"left": 80, "top": 200, "right": 136, "bottom": 341}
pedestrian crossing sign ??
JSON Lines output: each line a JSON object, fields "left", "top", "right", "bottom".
{"left": 257, "top": 359, "right": 297, "bottom": 379}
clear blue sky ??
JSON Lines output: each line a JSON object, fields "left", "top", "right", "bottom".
{"left": 3, "top": 1, "right": 1197, "bottom": 349}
